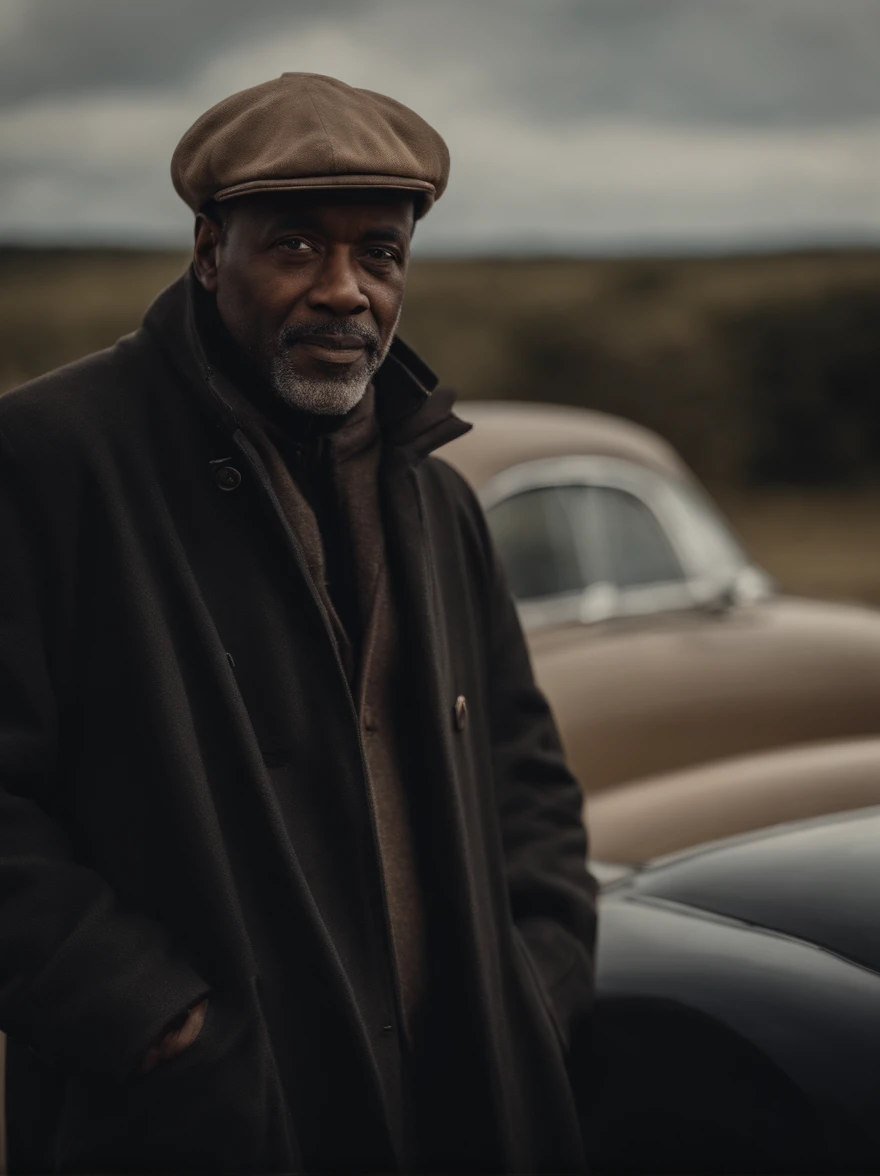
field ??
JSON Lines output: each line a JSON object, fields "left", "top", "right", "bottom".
{"left": 3, "top": 246, "right": 880, "bottom": 605}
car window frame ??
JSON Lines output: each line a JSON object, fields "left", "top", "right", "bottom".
{"left": 480, "top": 455, "right": 758, "bottom": 631}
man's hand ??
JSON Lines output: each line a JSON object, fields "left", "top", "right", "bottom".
{"left": 139, "top": 997, "right": 209, "bottom": 1074}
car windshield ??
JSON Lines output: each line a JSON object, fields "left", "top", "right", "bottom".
{"left": 485, "top": 469, "right": 754, "bottom": 610}
{"left": 592, "top": 485, "right": 685, "bottom": 588}
{"left": 486, "top": 485, "right": 594, "bottom": 600}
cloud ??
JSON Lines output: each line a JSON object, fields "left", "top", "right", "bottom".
{"left": 4, "top": 0, "right": 879, "bottom": 127}
{"left": 1, "top": 0, "right": 879, "bottom": 251}
{"left": 491, "top": 0, "right": 880, "bottom": 131}
{"left": 0, "top": 0, "right": 360, "bottom": 107}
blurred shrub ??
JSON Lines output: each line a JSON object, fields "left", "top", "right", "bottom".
{"left": 731, "top": 286, "right": 880, "bottom": 486}
{"left": 0, "top": 248, "right": 188, "bottom": 392}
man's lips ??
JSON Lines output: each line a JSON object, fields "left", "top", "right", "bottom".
{"left": 294, "top": 333, "right": 368, "bottom": 364}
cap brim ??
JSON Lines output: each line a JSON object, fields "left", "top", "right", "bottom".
{"left": 213, "top": 173, "right": 436, "bottom": 217}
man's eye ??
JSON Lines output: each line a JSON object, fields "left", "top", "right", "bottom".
{"left": 365, "top": 247, "right": 396, "bottom": 261}
{"left": 279, "top": 238, "right": 311, "bottom": 252}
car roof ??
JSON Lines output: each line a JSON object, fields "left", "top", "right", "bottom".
{"left": 439, "top": 400, "right": 692, "bottom": 491}
{"left": 629, "top": 806, "right": 880, "bottom": 975}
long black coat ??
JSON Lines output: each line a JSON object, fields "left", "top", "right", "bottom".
{"left": 0, "top": 272, "right": 597, "bottom": 1174}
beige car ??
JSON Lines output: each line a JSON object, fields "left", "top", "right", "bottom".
{"left": 440, "top": 401, "right": 880, "bottom": 862}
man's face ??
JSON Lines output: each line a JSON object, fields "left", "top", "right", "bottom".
{"left": 193, "top": 190, "right": 415, "bottom": 415}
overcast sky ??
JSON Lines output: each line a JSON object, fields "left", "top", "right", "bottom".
{"left": 2, "top": 0, "right": 880, "bottom": 254}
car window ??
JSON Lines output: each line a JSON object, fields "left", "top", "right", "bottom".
{"left": 594, "top": 486, "right": 685, "bottom": 588}
{"left": 486, "top": 485, "right": 594, "bottom": 600}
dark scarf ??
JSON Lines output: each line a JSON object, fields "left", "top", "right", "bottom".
{"left": 194, "top": 287, "right": 428, "bottom": 1040}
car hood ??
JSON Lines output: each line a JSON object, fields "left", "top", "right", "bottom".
{"left": 615, "top": 805, "right": 880, "bottom": 975}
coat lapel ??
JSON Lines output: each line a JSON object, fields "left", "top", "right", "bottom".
{"left": 380, "top": 450, "right": 520, "bottom": 1164}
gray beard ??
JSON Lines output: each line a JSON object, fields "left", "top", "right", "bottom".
{"left": 268, "top": 311, "right": 400, "bottom": 415}
{"left": 268, "top": 359, "right": 373, "bottom": 415}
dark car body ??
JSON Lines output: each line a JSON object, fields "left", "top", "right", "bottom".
{"left": 586, "top": 808, "right": 880, "bottom": 1173}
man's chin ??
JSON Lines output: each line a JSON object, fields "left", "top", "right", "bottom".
{"left": 270, "top": 367, "right": 370, "bottom": 416}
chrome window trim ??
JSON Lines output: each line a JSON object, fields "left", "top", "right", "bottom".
{"left": 480, "top": 455, "right": 661, "bottom": 514}
{"left": 480, "top": 456, "right": 767, "bottom": 630}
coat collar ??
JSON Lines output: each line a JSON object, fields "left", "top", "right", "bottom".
{"left": 142, "top": 267, "right": 472, "bottom": 467}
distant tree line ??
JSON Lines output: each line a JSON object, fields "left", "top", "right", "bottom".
{"left": 3, "top": 247, "right": 880, "bottom": 492}
{"left": 401, "top": 251, "right": 880, "bottom": 492}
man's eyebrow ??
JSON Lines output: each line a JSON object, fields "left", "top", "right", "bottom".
{"left": 264, "top": 215, "right": 409, "bottom": 248}
{"left": 359, "top": 226, "right": 409, "bottom": 248}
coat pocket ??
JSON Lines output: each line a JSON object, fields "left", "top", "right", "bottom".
{"left": 52, "top": 978, "right": 297, "bottom": 1175}
{"left": 510, "top": 925, "right": 569, "bottom": 1059}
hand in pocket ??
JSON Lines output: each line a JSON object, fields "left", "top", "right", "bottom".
{"left": 139, "top": 997, "right": 210, "bottom": 1074}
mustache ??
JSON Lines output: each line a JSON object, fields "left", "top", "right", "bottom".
{"left": 278, "top": 318, "right": 382, "bottom": 356}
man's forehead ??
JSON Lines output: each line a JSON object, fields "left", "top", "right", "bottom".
{"left": 225, "top": 189, "right": 416, "bottom": 234}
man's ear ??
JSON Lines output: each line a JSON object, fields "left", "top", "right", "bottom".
{"left": 193, "top": 212, "right": 222, "bottom": 292}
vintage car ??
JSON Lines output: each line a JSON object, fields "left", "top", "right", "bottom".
{"left": 439, "top": 402, "right": 880, "bottom": 860}
{"left": 585, "top": 806, "right": 880, "bottom": 1174}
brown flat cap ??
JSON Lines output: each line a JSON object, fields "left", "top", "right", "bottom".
{"left": 171, "top": 72, "right": 449, "bottom": 219}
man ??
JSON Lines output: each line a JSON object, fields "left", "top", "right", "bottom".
{"left": 0, "top": 73, "right": 596, "bottom": 1174}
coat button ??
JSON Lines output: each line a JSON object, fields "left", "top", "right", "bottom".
{"left": 215, "top": 465, "right": 241, "bottom": 491}
{"left": 454, "top": 695, "right": 468, "bottom": 731}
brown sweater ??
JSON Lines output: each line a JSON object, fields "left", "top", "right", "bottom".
{"left": 212, "top": 378, "right": 427, "bottom": 1041}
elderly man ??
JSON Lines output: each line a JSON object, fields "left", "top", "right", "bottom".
{"left": 0, "top": 74, "right": 596, "bottom": 1174}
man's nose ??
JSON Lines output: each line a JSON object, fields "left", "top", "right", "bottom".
{"left": 306, "top": 250, "right": 370, "bottom": 316}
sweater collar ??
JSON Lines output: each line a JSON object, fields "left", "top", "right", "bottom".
{"left": 142, "top": 267, "right": 472, "bottom": 466}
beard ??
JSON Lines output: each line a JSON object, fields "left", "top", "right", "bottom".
{"left": 268, "top": 315, "right": 397, "bottom": 415}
